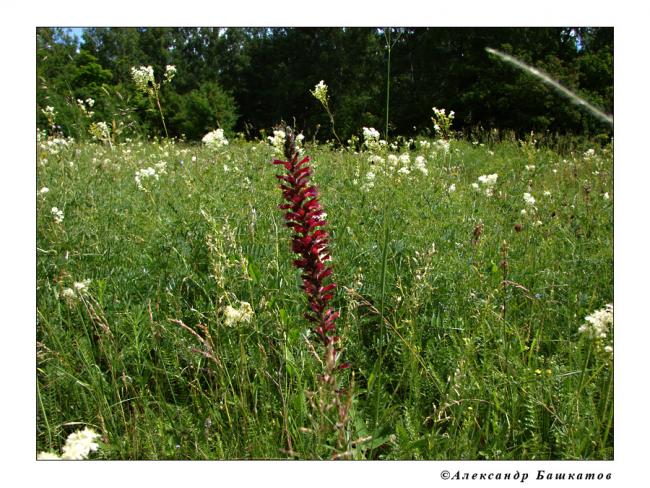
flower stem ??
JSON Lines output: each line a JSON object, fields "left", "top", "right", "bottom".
{"left": 152, "top": 83, "right": 169, "bottom": 139}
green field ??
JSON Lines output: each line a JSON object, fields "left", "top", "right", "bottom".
{"left": 36, "top": 133, "right": 613, "bottom": 459}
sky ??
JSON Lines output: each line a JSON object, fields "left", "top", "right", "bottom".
{"left": 67, "top": 27, "right": 84, "bottom": 41}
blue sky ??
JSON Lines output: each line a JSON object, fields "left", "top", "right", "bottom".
{"left": 67, "top": 27, "right": 84, "bottom": 41}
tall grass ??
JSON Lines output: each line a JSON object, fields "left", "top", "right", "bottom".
{"left": 36, "top": 133, "right": 613, "bottom": 459}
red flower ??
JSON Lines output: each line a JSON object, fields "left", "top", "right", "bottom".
{"left": 272, "top": 127, "right": 343, "bottom": 357}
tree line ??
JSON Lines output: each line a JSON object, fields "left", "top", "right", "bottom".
{"left": 37, "top": 27, "right": 613, "bottom": 142}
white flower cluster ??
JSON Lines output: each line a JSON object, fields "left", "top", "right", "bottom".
{"left": 433, "top": 139, "right": 450, "bottom": 154}
{"left": 39, "top": 187, "right": 50, "bottom": 196}
{"left": 222, "top": 301, "right": 254, "bottom": 326}
{"left": 363, "top": 127, "right": 380, "bottom": 141}
{"left": 523, "top": 192, "right": 536, "bottom": 207}
{"left": 76, "top": 98, "right": 95, "bottom": 118}
{"left": 362, "top": 127, "right": 387, "bottom": 153}
{"left": 267, "top": 130, "right": 304, "bottom": 156}
{"left": 432, "top": 107, "right": 454, "bottom": 119}
{"left": 164, "top": 65, "right": 177, "bottom": 83}
{"left": 472, "top": 173, "right": 498, "bottom": 197}
{"left": 358, "top": 151, "right": 432, "bottom": 192}
{"left": 42, "top": 105, "right": 56, "bottom": 117}
{"left": 38, "top": 427, "right": 101, "bottom": 460}
{"left": 89, "top": 121, "right": 111, "bottom": 143}
{"left": 583, "top": 148, "right": 596, "bottom": 160}
{"left": 41, "top": 105, "right": 57, "bottom": 127}
{"left": 39, "top": 137, "right": 72, "bottom": 155}
{"left": 202, "top": 128, "right": 229, "bottom": 149}
{"left": 311, "top": 80, "right": 328, "bottom": 105}
{"left": 361, "top": 170, "right": 376, "bottom": 192}
{"left": 431, "top": 106, "right": 455, "bottom": 138}
{"left": 61, "top": 279, "right": 92, "bottom": 302}
{"left": 131, "top": 65, "right": 156, "bottom": 94}
{"left": 51, "top": 207, "right": 64, "bottom": 224}
{"left": 134, "top": 162, "right": 166, "bottom": 191}
{"left": 367, "top": 154, "right": 385, "bottom": 165}
{"left": 413, "top": 155, "right": 428, "bottom": 175}
{"left": 268, "top": 129, "right": 286, "bottom": 155}
{"left": 578, "top": 304, "right": 613, "bottom": 340}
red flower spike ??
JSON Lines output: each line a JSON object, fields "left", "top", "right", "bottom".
{"left": 272, "top": 126, "right": 345, "bottom": 367}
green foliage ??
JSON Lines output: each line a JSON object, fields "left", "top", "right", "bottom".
{"left": 166, "top": 82, "right": 239, "bottom": 139}
{"left": 37, "top": 134, "right": 613, "bottom": 459}
{"left": 37, "top": 27, "right": 613, "bottom": 141}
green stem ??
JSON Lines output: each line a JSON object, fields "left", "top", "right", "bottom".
{"left": 152, "top": 84, "right": 169, "bottom": 139}
{"left": 599, "top": 365, "right": 614, "bottom": 449}
{"left": 385, "top": 28, "right": 391, "bottom": 142}
{"left": 322, "top": 102, "right": 343, "bottom": 147}
{"left": 36, "top": 380, "right": 53, "bottom": 449}
{"left": 576, "top": 341, "right": 593, "bottom": 398}
{"left": 371, "top": 211, "right": 391, "bottom": 458}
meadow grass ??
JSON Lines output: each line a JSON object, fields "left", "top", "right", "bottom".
{"left": 36, "top": 134, "right": 613, "bottom": 459}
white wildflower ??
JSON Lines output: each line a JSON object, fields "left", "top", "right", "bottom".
{"left": 267, "top": 129, "right": 286, "bottom": 156}
{"left": 448, "top": 183, "right": 456, "bottom": 193}
{"left": 525, "top": 165, "right": 536, "bottom": 171}
{"left": 414, "top": 155, "right": 427, "bottom": 175}
{"left": 37, "top": 451, "right": 61, "bottom": 460}
{"left": 73, "top": 279, "right": 91, "bottom": 295}
{"left": 397, "top": 166, "right": 411, "bottom": 176}
{"left": 154, "top": 161, "right": 168, "bottom": 174}
{"left": 135, "top": 167, "right": 159, "bottom": 191}
{"left": 471, "top": 182, "right": 480, "bottom": 191}
{"left": 223, "top": 301, "right": 254, "bottom": 326}
{"left": 434, "top": 139, "right": 450, "bottom": 154}
{"left": 62, "top": 288, "right": 76, "bottom": 300}
{"left": 164, "top": 65, "right": 177, "bottom": 83}
{"left": 361, "top": 171, "right": 376, "bottom": 192}
{"left": 478, "top": 174, "right": 498, "bottom": 187}
{"left": 362, "top": 127, "right": 383, "bottom": 152}
{"left": 61, "top": 427, "right": 101, "bottom": 460}
{"left": 578, "top": 303, "right": 613, "bottom": 340}
{"left": 399, "top": 153, "right": 410, "bottom": 165}
{"left": 603, "top": 192, "right": 610, "bottom": 200}
{"left": 311, "top": 80, "right": 328, "bottom": 105}
{"left": 543, "top": 190, "right": 551, "bottom": 197}
{"left": 131, "top": 65, "right": 156, "bottom": 94}
{"left": 39, "top": 187, "right": 49, "bottom": 195}
{"left": 203, "top": 129, "right": 229, "bottom": 149}
{"left": 51, "top": 207, "right": 64, "bottom": 224}
{"left": 363, "top": 127, "right": 380, "bottom": 141}
{"left": 523, "top": 192, "right": 536, "bottom": 206}
{"left": 418, "top": 140, "right": 431, "bottom": 150}
{"left": 89, "top": 121, "right": 111, "bottom": 143}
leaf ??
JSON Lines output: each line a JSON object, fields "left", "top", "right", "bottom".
{"left": 247, "top": 261, "right": 259, "bottom": 282}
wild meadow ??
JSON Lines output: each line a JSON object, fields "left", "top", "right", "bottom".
{"left": 36, "top": 115, "right": 613, "bottom": 459}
